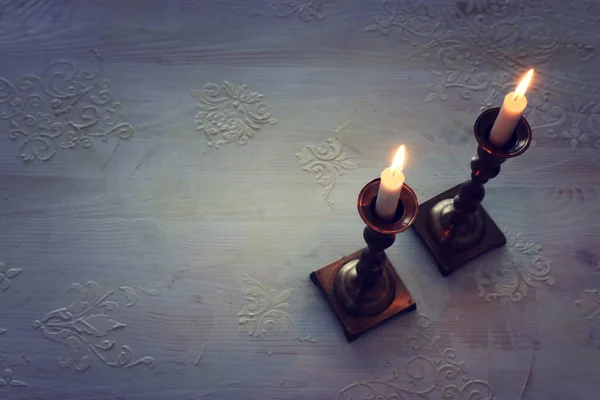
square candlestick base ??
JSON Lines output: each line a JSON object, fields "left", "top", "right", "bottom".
{"left": 412, "top": 183, "right": 506, "bottom": 276}
{"left": 310, "top": 250, "right": 416, "bottom": 342}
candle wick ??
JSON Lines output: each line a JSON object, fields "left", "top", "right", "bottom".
{"left": 513, "top": 93, "right": 521, "bottom": 102}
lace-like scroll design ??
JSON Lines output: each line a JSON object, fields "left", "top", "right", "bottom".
{"left": 250, "top": 0, "right": 336, "bottom": 22}
{"left": 0, "top": 331, "right": 27, "bottom": 388}
{"left": 0, "top": 49, "right": 134, "bottom": 163}
{"left": 570, "top": 289, "right": 600, "bottom": 349}
{"left": 473, "top": 228, "right": 555, "bottom": 303}
{"left": 296, "top": 122, "right": 358, "bottom": 210}
{"left": 368, "top": 0, "right": 600, "bottom": 148}
{"left": 33, "top": 281, "right": 158, "bottom": 372}
{"left": 0, "top": 368, "right": 26, "bottom": 388}
{"left": 483, "top": 88, "right": 600, "bottom": 149}
{"left": 337, "top": 314, "right": 495, "bottom": 400}
{"left": 576, "top": 290, "right": 600, "bottom": 321}
{"left": 0, "top": 262, "right": 22, "bottom": 291}
{"left": 238, "top": 274, "right": 315, "bottom": 343}
{"left": 191, "top": 81, "right": 275, "bottom": 149}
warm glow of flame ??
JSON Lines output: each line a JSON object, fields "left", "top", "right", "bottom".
{"left": 390, "top": 145, "right": 405, "bottom": 175}
{"left": 513, "top": 69, "right": 534, "bottom": 101}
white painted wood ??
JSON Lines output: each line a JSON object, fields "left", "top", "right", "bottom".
{"left": 0, "top": 1, "right": 599, "bottom": 399}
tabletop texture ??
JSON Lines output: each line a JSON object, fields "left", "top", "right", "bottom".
{"left": 1, "top": 1, "right": 599, "bottom": 399}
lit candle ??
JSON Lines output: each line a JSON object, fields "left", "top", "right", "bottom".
{"left": 375, "top": 145, "right": 405, "bottom": 221}
{"left": 489, "top": 69, "right": 534, "bottom": 147}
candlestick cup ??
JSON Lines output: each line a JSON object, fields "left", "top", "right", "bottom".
{"left": 311, "top": 178, "right": 418, "bottom": 341}
{"left": 412, "top": 107, "right": 532, "bottom": 276}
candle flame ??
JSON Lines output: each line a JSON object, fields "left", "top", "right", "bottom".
{"left": 390, "top": 145, "right": 405, "bottom": 175}
{"left": 513, "top": 69, "right": 534, "bottom": 101}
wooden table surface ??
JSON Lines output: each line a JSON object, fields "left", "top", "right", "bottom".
{"left": 1, "top": 1, "right": 599, "bottom": 399}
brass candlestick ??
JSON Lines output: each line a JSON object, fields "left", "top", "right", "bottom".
{"left": 412, "top": 107, "right": 532, "bottom": 276}
{"left": 311, "top": 178, "right": 418, "bottom": 341}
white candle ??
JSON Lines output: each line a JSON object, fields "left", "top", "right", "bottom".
{"left": 489, "top": 69, "right": 534, "bottom": 147}
{"left": 375, "top": 145, "right": 406, "bottom": 221}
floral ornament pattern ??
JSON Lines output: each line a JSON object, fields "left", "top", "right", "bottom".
{"left": 572, "top": 289, "right": 600, "bottom": 349}
{"left": 366, "top": 0, "right": 490, "bottom": 102}
{"left": 539, "top": 98, "right": 600, "bottom": 149}
{"left": 0, "top": 262, "right": 22, "bottom": 291}
{"left": 0, "top": 49, "right": 134, "bottom": 163}
{"left": 33, "top": 281, "right": 159, "bottom": 372}
{"left": 482, "top": 84, "right": 600, "bottom": 149}
{"left": 337, "top": 314, "right": 495, "bottom": 400}
{"left": 576, "top": 290, "right": 600, "bottom": 321}
{"left": 0, "top": 353, "right": 27, "bottom": 388}
{"left": 238, "top": 274, "right": 315, "bottom": 342}
{"left": 0, "top": 368, "right": 26, "bottom": 388}
{"left": 250, "top": 0, "right": 336, "bottom": 22}
{"left": 367, "top": 0, "right": 600, "bottom": 148}
{"left": 296, "top": 122, "right": 358, "bottom": 210}
{"left": 473, "top": 228, "right": 555, "bottom": 303}
{"left": 191, "top": 81, "right": 275, "bottom": 149}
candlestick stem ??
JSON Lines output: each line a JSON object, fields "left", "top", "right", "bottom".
{"left": 333, "top": 227, "right": 396, "bottom": 316}
{"left": 412, "top": 108, "right": 532, "bottom": 276}
{"left": 357, "top": 227, "right": 394, "bottom": 285}
{"left": 428, "top": 145, "right": 504, "bottom": 250}
{"left": 310, "top": 179, "right": 419, "bottom": 341}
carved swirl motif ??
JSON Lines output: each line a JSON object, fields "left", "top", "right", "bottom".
{"left": 0, "top": 368, "right": 26, "bottom": 388}
{"left": 576, "top": 290, "right": 600, "bottom": 321}
{"left": 0, "top": 329, "right": 27, "bottom": 387}
{"left": 33, "top": 281, "right": 158, "bottom": 372}
{"left": 473, "top": 228, "right": 555, "bottom": 302}
{"left": 572, "top": 289, "right": 600, "bottom": 349}
{"left": 337, "top": 314, "right": 495, "bottom": 400}
{"left": 238, "top": 274, "right": 315, "bottom": 342}
{"left": 483, "top": 90, "right": 600, "bottom": 149}
{"left": 296, "top": 122, "right": 359, "bottom": 210}
{"left": 367, "top": 0, "right": 600, "bottom": 148}
{"left": 251, "top": 0, "right": 336, "bottom": 22}
{"left": 0, "top": 49, "right": 134, "bottom": 163}
{"left": 0, "top": 262, "right": 22, "bottom": 291}
{"left": 0, "top": 346, "right": 27, "bottom": 388}
{"left": 191, "top": 81, "right": 276, "bottom": 149}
